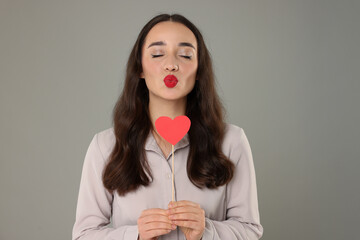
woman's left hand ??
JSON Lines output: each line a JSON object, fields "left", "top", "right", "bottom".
{"left": 167, "top": 200, "right": 205, "bottom": 240}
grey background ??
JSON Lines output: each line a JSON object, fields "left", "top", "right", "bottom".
{"left": 1, "top": 0, "right": 359, "bottom": 239}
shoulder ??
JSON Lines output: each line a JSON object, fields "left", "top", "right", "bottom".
{"left": 222, "top": 123, "right": 247, "bottom": 150}
{"left": 222, "top": 123, "right": 251, "bottom": 165}
{"left": 223, "top": 123, "right": 245, "bottom": 143}
{"left": 92, "top": 127, "right": 116, "bottom": 161}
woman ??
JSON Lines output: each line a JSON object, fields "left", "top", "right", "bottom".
{"left": 72, "top": 13, "right": 263, "bottom": 240}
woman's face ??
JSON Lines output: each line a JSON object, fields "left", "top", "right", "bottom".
{"left": 140, "top": 21, "right": 198, "bottom": 102}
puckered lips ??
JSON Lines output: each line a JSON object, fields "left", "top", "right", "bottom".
{"left": 163, "top": 75, "right": 178, "bottom": 88}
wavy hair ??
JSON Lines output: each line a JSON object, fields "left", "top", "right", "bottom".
{"left": 103, "top": 13, "right": 234, "bottom": 196}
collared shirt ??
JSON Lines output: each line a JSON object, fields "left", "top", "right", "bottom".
{"left": 72, "top": 124, "right": 263, "bottom": 240}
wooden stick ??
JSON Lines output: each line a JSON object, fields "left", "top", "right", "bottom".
{"left": 172, "top": 144, "right": 174, "bottom": 202}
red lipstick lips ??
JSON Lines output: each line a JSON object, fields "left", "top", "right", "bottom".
{"left": 164, "top": 75, "right": 178, "bottom": 88}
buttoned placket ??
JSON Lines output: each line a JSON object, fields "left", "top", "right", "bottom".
{"left": 144, "top": 132, "right": 190, "bottom": 203}
{"left": 144, "top": 132, "right": 190, "bottom": 240}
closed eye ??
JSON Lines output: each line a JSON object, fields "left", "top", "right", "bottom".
{"left": 180, "top": 55, "right": 192, "bottom": 59}
{"left": 151, "top": 54, "right": 192, "bottom": 59}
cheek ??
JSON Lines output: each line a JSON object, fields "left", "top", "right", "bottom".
{"left": 143, "top": 58, "right": 160, "bottom": 76}
{"left": 183, "top": 64, "right": 198, "bottom": 78}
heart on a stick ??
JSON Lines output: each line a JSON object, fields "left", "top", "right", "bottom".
{"left": 155, "top": 116, "right": 191, "bottom": 145}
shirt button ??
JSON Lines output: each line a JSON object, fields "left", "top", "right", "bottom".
{"left": 167, "top": 173, "right": 171, "bottom": 179}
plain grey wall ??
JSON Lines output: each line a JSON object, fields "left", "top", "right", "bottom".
{"left": 1, "top": 0, "right": 359, "bottom": 239}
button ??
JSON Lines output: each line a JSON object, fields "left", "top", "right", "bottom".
{"left": 167, "top": 173, "right": 171, "bottom": 179}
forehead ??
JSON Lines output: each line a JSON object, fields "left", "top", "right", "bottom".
{"left": 144, "top": 21, "right": 197, "bottom": 49}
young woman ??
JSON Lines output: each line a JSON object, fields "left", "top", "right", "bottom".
{"left": 72, "top": 14, "right": 263, "bottom": 240}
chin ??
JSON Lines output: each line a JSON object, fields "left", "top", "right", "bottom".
{"left": 162, "top": 96, "right": 185, "bottom": 101}
{"left": 160, "top": 93, "right": 187, "bottom": 101}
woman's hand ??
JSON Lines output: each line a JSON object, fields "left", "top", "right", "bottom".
{"left": 167, "top": 201, "right": 205, "bottom": 240}
{"left": 137, "top": 208, "right": 176, "bottom": 240}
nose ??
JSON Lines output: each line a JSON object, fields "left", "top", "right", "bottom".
{"left": 164, "top": 61, "right": 179, "bottom": 72}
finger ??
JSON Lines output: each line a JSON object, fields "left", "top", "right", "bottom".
{"left": 140, "top": 208, "right": 168, "bottom": 217}
{"left": 168, "top": 200, "right": 201, "bottom": 209}
{"left": 172, "top": 220, "right": 205, "bottom": 231}
{"left": 167, "top": 206, "right": 203, "bottom": 215}
{"left": 143, "top": 222, "right": 176, "bottom": 232}
{"left": 144, "top": 228, "right": 173, "bottom": 239}
{"left": 138, "top": 216, "right": 176, "bottom": 239}
{"left": 169, "top": 212, "right": 202, "bottom": 222}
{"left": 139, "top": 214, "right": 172, "bottom": 225}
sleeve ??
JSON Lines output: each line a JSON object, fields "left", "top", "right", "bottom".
{"left": 72, "top": 133, "right": 139, "bottom": 240}
{"left": 201, "top": 128, "right": 264, "bottom": 239}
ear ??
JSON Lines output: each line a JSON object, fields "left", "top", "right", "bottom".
{"left": 140, "top": 72, "right": 145, "bottom": 79}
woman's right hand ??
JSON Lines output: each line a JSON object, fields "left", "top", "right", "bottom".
{"left": 137, "top": 208, "right": 176, "bottom": 240}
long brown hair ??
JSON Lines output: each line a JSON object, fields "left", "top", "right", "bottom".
{"left": 103, "top": 13, "right": 234, "bottom": 196}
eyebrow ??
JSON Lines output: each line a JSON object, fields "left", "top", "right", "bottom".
{"left": 147, "top": 41, "right": 196, "bottom": 50}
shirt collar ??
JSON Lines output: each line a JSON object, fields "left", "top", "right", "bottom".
{"left": 145, "top": 131, "right": 190, "bottom": 152}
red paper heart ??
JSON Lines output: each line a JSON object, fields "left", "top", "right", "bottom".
{"left": 155, "top": 116, "right": 191, "bottom": 145}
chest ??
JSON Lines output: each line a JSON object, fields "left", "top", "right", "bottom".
{"left": 111, "top": 149, "right": 227, "bottom": 226}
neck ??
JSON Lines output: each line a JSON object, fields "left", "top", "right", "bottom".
{"left": 149, "top": 96, "right": 187, "bottom": 130}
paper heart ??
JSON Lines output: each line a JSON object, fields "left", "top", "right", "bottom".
{"left": 155, "top": 116, "right": 191, "bottom": 145}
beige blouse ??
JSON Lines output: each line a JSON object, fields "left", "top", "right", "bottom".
{"left": 72, "top": 124, "right": 263, "bottom": 239}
